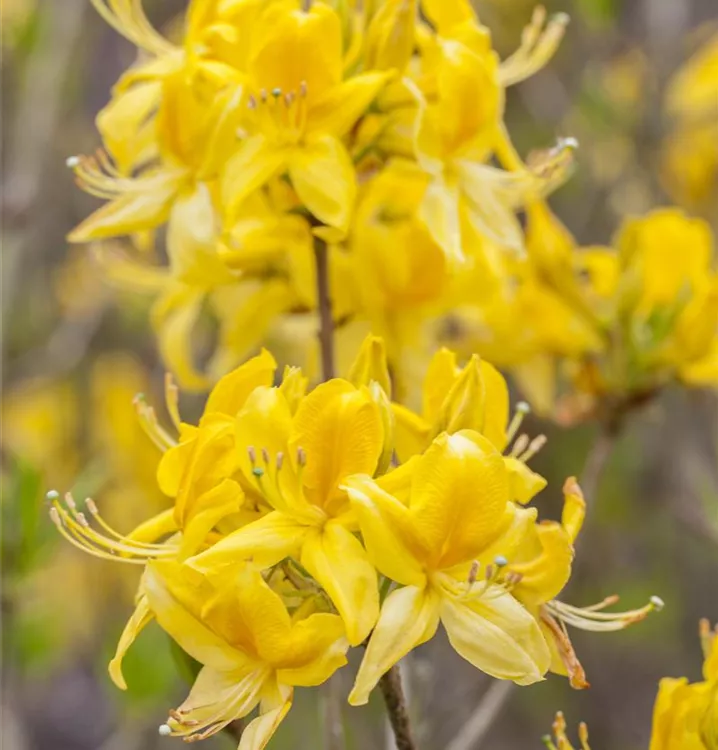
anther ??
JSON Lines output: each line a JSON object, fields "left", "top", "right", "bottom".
{"left": 521, "top": 434, "right": 547, "bottom": 461}
{"left": 299, "top": 80, "right": 307, "bottom": 97}
{"left": 276, "top": 452, "right": 284, "bottom": 470}
{"left": 296, "top": 447, "right": 307, "bottom": 467}
{"left": 247, "top": 95, "right": 257, "bottom": 109}
{"left": 260, "top": 88, "right": 268, "bottom": 102}
{"left": 85, "top": 498, "right": 99, "bottom": 515}
{"left": 159, "top": 724, "right": 172, "bottom": 737}
{"left": 65, "top": 493, "right": 77, "bottom": 510}
{"left": 494, "top": 555, "right": 508, "bottom": 568}
{"left": 247, "top": 446, "right": 257, "bottom": 465}
{"left": 49, "top": 507, "right": 61, "bottom": 525}
{"left": 510, "top": 433, "right": 529, "bottom": 457}
{"left": 484, "top": 564, "right": 494, "bottom": 581}
{"left": 66, "top": 156, "right": 81, "bottom": 168}
{"left": 284, "top": 92, "right": 295, "bottom": 107}
{"left": 46, "top": 489, "right": 60, "bottom": 501}
{"left": 261, "top": 447, "right": 270, "bottom": 465}
{"left": 468, "top": 561, "right": 480, "bottom": 585}
{"left": 649, "top": 595, "right": 665, "bottom": 611}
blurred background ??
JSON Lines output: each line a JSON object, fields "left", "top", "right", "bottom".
{"left": 2, "top": 0, "right": 717, "bottom": 748}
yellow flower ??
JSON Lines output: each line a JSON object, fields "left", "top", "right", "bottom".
{"left": 221, "top": 1, "right": 389, "bottom": 232}
{"left": 343, "top": 429, "right": 551, "bottom": 704}
{"left": 391, "top": 347, "right": 548, "bottom": 504}
{"left": 189, "top": 376, "right": 384, "bottom": 645}
{"left": 48, "top": 351, "right": 277, "bottom": 687}
{"left": 144, "top": 560, "right": 348, "bottom": 750}
{"left": 649, "top": 620, "right": 718, "bottom": 750}
{"left": 543, "top": 711, "right": 591, "bottom": 750}
{"left": 410, "top": 4, "right": 574, "bottom": 261}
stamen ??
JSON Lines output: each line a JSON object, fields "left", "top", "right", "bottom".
{"left": 159, "top": 724, "right": 172, "bottom": 737}
{"left": 506, "top": 401, "right": 531, "bottom": 445}
{"left": 134, "top": 393, "right": 176, "bottom": 452}
{"left": 89, "top": 0, "right": 175, "bottom": 55}
{"left": 519, "top": 434, "right": 547, "bottom": 462}
{"left": 467, "top": 560, "right": 480, "bottom": 585}
{"left": 509, "top": 433, "right": 529, "bottom": 458}
{"left": 547, "top": 595, "right": 664, "bottom": 632}
{"left": 276, "top": 452, "right": 284, "bottom": 471}
{"left": 66, "top": 156, "right": 81, "bottom": 168}
{"left": 247, "top": 446, "right": 257, "bottom": 466}
{"left": 494, "top": 555, "right": 508, "bottom": 568}
{"left": 271, "top": 87, "right": 282, "bottom": 98}
{"left": 261, "top": 447, "right": 270, "bottom": 465}
{"left": 164, "top": 373, "right": 181, "bottom": 432}
{"left": 296, "top": 447, "right": 307, "bottom": 467}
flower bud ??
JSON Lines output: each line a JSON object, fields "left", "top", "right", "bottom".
{"left": 364, "top": 0, "right": 417, "bottom": 72}
{"left": 349, "top": 334, "right": 392, "bottom": 397}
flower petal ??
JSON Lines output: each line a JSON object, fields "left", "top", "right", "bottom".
{"left": 277, "top": 613, "right": 348, "bottom": 686}
{"left": 440, "top": 587, "right": 549, "bottom": 684}
{"left": 239, "top": 683, "right": 293, "bottom": 750}
{"left": 109, "top": 594, "right": 153, "bottom": 690}
{"left": 300, "top": 522, "right": 379, "bottom": 646}
{"left": 205, "top": 349, "right": 277, "bottom": 417}
{"left": 144, "top": 562, "right": 247, "bottom": 671}
{"left": 409, "top": 431, "right": 510, "bottom": 569}
{"left": 343, "top": 474, "right": 427, "bottom": 587}
{"left": 288, "top": 135, "right": 356, "bottom": 231}
{"left": 221, "top": 134, "right": 286, "bottom": 219}
{"left": 189, "top": 511, "right": 308, "bottom": 572}
{"left": 308, "top": 72, "right": 392, "bottom": 138}
{"left": 392, "top": 403, "right": 431, "bottom": 463}
{"left": 290, "top": 379, "right": 383, "bottom": 515}
{"left": 349, "top": 585, "right": 440, "bottom": 705}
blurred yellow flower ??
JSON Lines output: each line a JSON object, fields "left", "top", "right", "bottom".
{"left": 543, "top": 711, "right": 591, "bottom": 750}
{"left": 649, "top": 620, "right": 718, "bottom": 750}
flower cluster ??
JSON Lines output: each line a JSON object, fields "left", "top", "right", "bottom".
{"left": 49, "top": 336, "right": 661, "bottom": 748}
{"left": 445, "top": 204, "right": 718, "bottom": 422}
{"left": 67, "top": 0, "right": 574, "bottom": 388}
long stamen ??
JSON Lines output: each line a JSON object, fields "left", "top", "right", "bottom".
{"left": 547, "top": 595, "right": 664, "bottom": 632}
{"left": 519, "top": 434, "right": 547, "bottom": 462}
{"left": 134, "top": 393, "right": 176, "bottom": 452}
{"left": 89, "top": 0, "right": 175, "bottom": 55}
{"left": 49, "top": 491, "right": 177, "bottom": 563}
{"left": 505, "top": 401, "right": 531, "bottom": 445}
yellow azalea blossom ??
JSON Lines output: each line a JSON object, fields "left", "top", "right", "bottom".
{"left": 484, "top": 478, "right": 662, "bottom": 689}
{"left": 143, "top": 560, "right": 348, "bottom": 749}
{"left": 343, "top": 430, "right": 552, "bottom": 704}
{"left": 48, "top": 351, "right": 278, "bottom": 688}
{"left": 189, "top": 375, "right": 384, "bottom": 645}
{"left": 543, "top": 711, "right": 591, "bottom": 750}
{"left": 391, "top": 347, "right": 548, "bottom": 504}
{"left": 615, "top": 209, "right": 718, "bottom": 387}
{"left": 410, "top": 3, "right": 574, "bottom": 261}
{"left": 221, "top": 0, "right": 389, "bottom": 232}
{"left": 649, "top": 619, "right": 718, "bottom": 750}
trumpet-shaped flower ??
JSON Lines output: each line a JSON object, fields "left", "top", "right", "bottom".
{"left": 190, "top": 377, "right": 384, "bottom": 645}
{"left": 343, "top": 429, "right": 551, "bottom": 704}
{"left": 221, "top": 1, "right": 389, "bottom": 232}
{"left": 143, "top": 560, "right": 348, "bottom": 749}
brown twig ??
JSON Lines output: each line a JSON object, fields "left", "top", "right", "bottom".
{"left": 314, "top": 237, "right": 335, "bottom": 380}
{"left": 580, "top": 422, "right": 621, "bottom": 506}
{"left": 378, "top": 665, "right": 417, "bottom": 750}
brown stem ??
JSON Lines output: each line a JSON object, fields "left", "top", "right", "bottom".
{"left": 378, "top": 665, "right": 417, "bottom": 750}
{"left": 314, "top": 237, "right": 335, "bottom": 380}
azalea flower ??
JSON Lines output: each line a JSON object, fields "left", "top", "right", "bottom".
{"left": 189, "top": 375, "right": 385, "bottom": 645}
{"left": 343, "top": 429, "right": 551, "bottom": 704}
{"left": 144, "top": 560, "right": 348, "bottom": 750}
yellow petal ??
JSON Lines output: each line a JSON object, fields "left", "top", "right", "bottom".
{"left": 392, "top": 403, "right": 431, "bottom": 463}
{"left": 348, "top": 334, "right": 392, "bottom": 395}
{"left": 349, "top": 585, "right": 440, "bottom": 705}
{"left": 478, "top": 359, "right": 510, "bottom": 449}
{"left": 343, "top": 474, "right": 427, "bottom": 587}
{"left": 409, "top": 431, "right": 510, "bottom": 569}
{"left": 440, "top": 587, "right": 549, "bottom": 684}
{"left": 143, "top": 562, "right": 247, "bottom": 671}
{"left": 239, "top": 684, "right": 293, "bottom": 750}
{"left": 126, "top": 508, "right": 178, "bottom": 544}
{"left": 308, "top": 72, "right": 392, "bottom": 138}
{"left": 290, "top": 379, "right": 383, "bottom": 515}
{"left": 109, "top": 594, "right": 153, "bottom": 690}
{"left": 189, "top": 511, "right": 308, "bottom": 571}
{"left": 166, "top": 185, "right": 234, "bottom": 287}
{"left": 152, "top": 286, "right": 210, "bottom": 391}
{"left": 222, "top": 134, "right": 287, "bottom": 219}
{"left": 300, "top": 522, "right": 379, "bottom": 646}
{"left": 248, "top": 3, "right": 342, "bottom": 101}
{"left": 420, "top": 0, "right": 475, "bottom": 33}
{"left": 419, "top": 177, "right": 464, "bottom": 264}
{"left": 205, "top": 349, "right": 277, "bottom": 416}
{"left": 503, "top": 457, "right": 547, "bottom": 505}
{"left": 422, "top": 347, "right": 459, "bottom": 422}
{"left": 68, "top": 170, "right": 184, "bottom": 242}
{"left": 561, "top": 477, "right": 586, "bottom": 543}
{"left": 277, "top": 613, "right": 348, "bottom": 686}
{"left": 178, "top": 479, "right": 244, "bottom": 560}
{"left": 288, "top": 135, "right": 356, "bottom": 231}
{"left": 364, "top": 0, "right": 416, "bottom": 71}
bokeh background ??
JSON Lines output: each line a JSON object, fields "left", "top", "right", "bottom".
{"left": 2, "top": 0, "right": 717, "bottom": 748}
